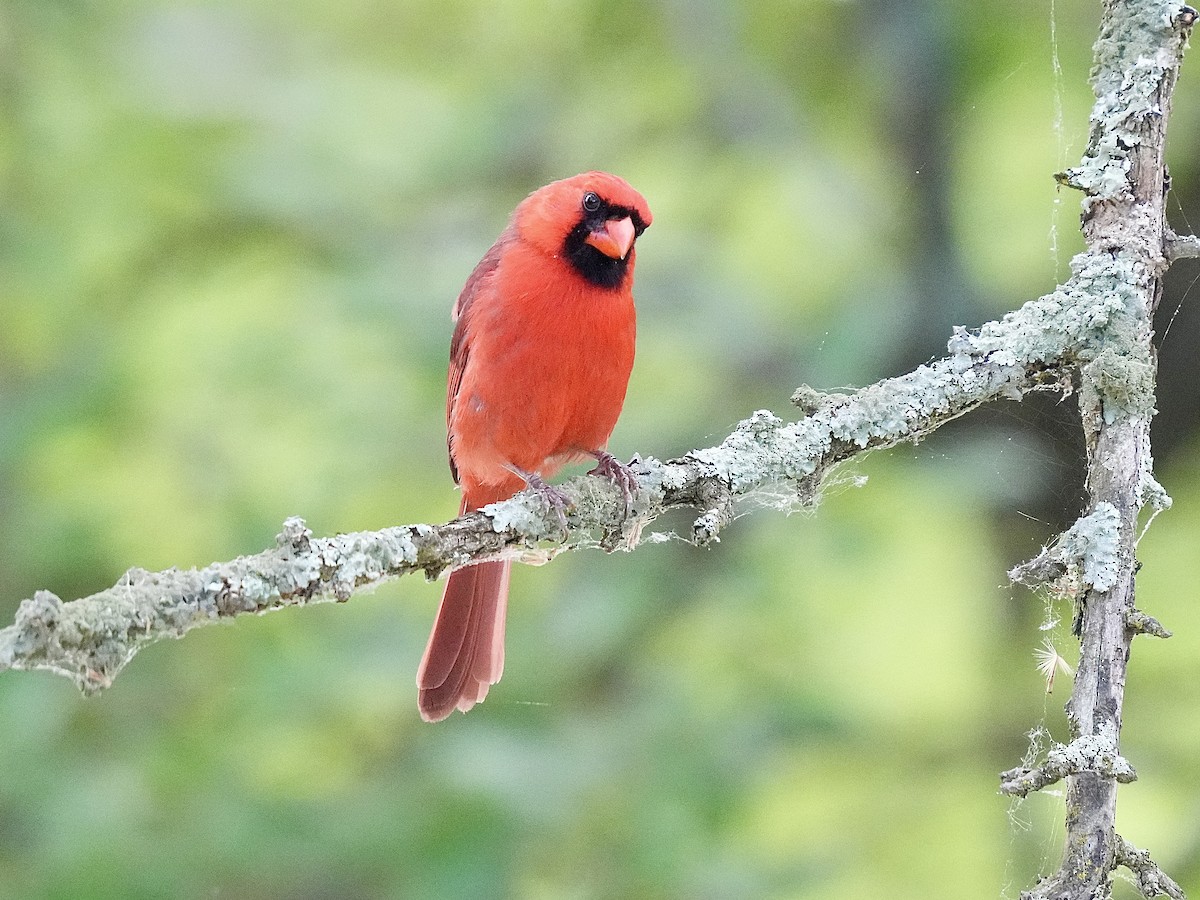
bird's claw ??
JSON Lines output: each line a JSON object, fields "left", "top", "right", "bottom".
{"left": 588, "top": 451, "right": 638, "bottom": 513}
{"left": 525, "top": 474, "right": 571, "bottom": 533}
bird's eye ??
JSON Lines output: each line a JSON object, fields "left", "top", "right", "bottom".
{"left": 582, "top": 192, "right": 602, "bottom": 213}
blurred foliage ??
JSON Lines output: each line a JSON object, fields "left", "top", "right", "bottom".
{"left": 1, "top": 0, "right": 1198, "bottom": 897}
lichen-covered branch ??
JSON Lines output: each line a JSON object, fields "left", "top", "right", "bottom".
{"left": 1116, "top": 837, "right": 1188, "bottom": 900}
{"left": 1007, "top": 2, "right": 1195, "bottom": 898}
{"left": 1166, "top": 230, "right": 1200, "bottom": 260}
{"left": 0, "top": 244, "right": 1143, "bottom": 695}
{"left": 1009, "top": 502, "right": 1122, "bottom": 592}
{"left": 999, "top": 724, "right": 1136, "bottom": 797}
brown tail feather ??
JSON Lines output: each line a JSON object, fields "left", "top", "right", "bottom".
{"left": 417, "top": 559, "right": 510, "bottom": 722}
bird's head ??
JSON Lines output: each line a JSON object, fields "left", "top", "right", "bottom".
{"left": 515, "top": 171, "right": 652, "bottom": 289}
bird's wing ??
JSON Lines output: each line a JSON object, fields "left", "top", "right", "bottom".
{"left": 446, "top": 236, "right": 506, "bottom": 485}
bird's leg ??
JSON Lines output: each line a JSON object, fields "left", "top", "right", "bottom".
{"left": 505, "top": 464, "right": 570, "bottom": 532}
{"left": 586, "top": 450, "right": 638, "bottom": 513}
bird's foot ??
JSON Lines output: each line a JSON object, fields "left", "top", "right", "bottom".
{"left": 524, "top": 473, "right": 571, "bottom": 533}
{"left": 587, "top": 450, "right": 638, "bottom": 513}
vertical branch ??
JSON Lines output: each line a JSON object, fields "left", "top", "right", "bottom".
{"left": 1024, "top": 2, "right": 1194, "bottom": 897}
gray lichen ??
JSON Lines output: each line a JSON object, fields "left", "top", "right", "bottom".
{"left": 1070, "top": 503, "right": 1123, "bottom": 593}
{"left": 683, "top": 250, "right": 1146, "bottom": 516}
{"left": 1063, "top": 2, "right": 1191, "bottom": 208}
{"left": 1000, "top": 722, "right": 1136, "bottom": 796}
{"left": 1116, "top": 836, "right": 1188, "bottom": 900}
{"left": 1010, "top": 503, "right": 1123, "bottom": 594}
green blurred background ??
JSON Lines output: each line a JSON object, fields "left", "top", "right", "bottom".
{"left": 2, "top": 1, "right": 1198, "bottom": 897}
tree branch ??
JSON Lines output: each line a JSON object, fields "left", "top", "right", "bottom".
{"left": 1010, "top": 2, "right": 1195, "bottom": 898}
{"left": 1166, "top": 230, "right": 1200, "bottom": 260}
{"left": 0, "top": 247, "right": 1139, "bottom": 694}
{"left": 1116, "top": 837, "right": 1188, "bottom": 900}
{"left": 999, "top": 723, "right": 1136, "bottom": 798}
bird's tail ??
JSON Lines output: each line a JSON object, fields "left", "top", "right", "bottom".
{"left": 417, "top": 496, "right": 510, "bottom": 722}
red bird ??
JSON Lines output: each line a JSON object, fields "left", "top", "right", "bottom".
{"left": 417, "top": 172, "right": 652, "bottom": 722}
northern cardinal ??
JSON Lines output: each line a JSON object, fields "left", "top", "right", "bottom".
{"left": 417, "top": 172, "right": 652, "bottom": 722}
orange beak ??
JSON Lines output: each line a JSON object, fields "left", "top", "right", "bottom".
{"left": 584, "top": 216, "right": 637, "bottom": 260}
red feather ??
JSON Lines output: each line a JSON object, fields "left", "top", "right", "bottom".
{"left": 417, "top": 172, "right": 651, "bottom": 722}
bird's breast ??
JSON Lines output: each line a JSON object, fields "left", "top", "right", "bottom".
{"left": 451, "top": 248, "right": 637, "bottom": 482}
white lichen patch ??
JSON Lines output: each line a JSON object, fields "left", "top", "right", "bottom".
{"left": 1139, "top": 471, "right": 1172, "bottom": 512}
{"left": 324, "top": 529, "right": 420, "bottom": 600}
{"left": 1083, "top": 347, "right": 1157, "bottom": 423}
{"left": 965, "top": 253, "right": 1142, "bottom": 364}
{"left": 1068, "top": 4, "right": 1184, "bottom": 208}
{"left": 1065, "top": 503, "right": 1123, "bottom": 592}
{"left": 690, "top": 410, "right": 825, "bottom": 492}
{"left": 482, "top": 490, "right": 573, "bottom": 540}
